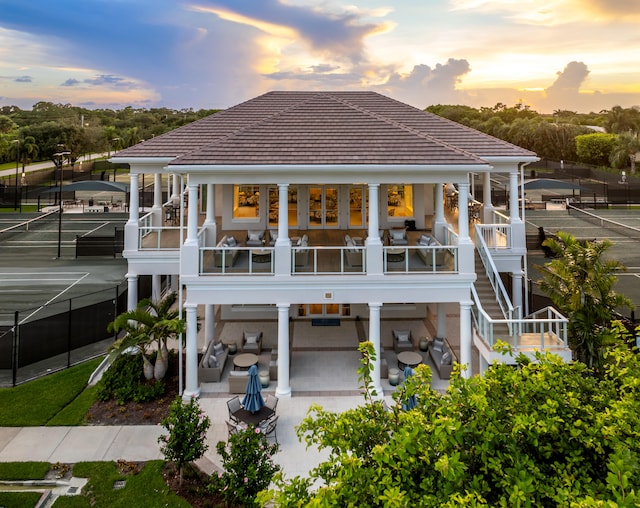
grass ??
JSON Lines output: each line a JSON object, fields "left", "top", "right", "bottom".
{"left": 0, "top": 462, "right": 50, "bottom": 480}
{"left": 0, "top": 205, "right": 40, "bottom": 213}
{"left": 52, "top": 461, "right": 192, "bottom": 507}
{"left": 0, "top": 491, "right": 42, "bottom": 507}
{"left": 0, "top": 358, "right": 101, "bottom": 426}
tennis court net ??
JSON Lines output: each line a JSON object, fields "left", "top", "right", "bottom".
{"left": 567, "top": 205, "right": 640, "bottom": 241}
{"left": 0, "top": 210, "right": 59, "bottom": 234}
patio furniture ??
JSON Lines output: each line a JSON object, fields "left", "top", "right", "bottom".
{"left": 259, "top": 415, "right": 279, "bottom": 444}
{"left": 393, "top": 329, "right": 414, "bottom": 353}
{"left": 428, "top": 337, "right": 457, "bottom": 380}
{"left": 251, "top": 248, "right": 272, "bottom": 263}
{"left": 227, "top": 396, "right": 242, "bottom": 423}
{"left": 233, "top": 352, "right": 259, "bottom": 370}
{"left": 259, "top": 370, "right": 270, "bottom": 387}
{"left": 198, "top": 341, "right": 228, "bottom": 383}
{"left": 264, "top": 394, "right": 279, "bottom": 412}
{"left": 228, "top": 370, "right": 250, "bottom": 393}
{"left": 232, "top": 406, "right": 275, "bottom": 426}
{"left": 388, "top": 229, "right": 408, "bottom": 246}
{"left": 242, "top": 331, "right": 263, "bottom": 354}
{"left": 227, "top": 419, "right": 247, "bottom": 438}
{"left": 214, "top": 235, "right": 241, "bottom": 268}
{"left": 246, "top": 229, "right": 266, "bottom": 247}
{"left": 397, "top": 351, "right": 423, "bottom": 370}
{"left": 386, "top": 247, "right": 405, "bottom": 263}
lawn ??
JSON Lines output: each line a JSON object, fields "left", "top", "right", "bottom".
{"left": 0, "top": 359, "right": 101, "bottom": 426}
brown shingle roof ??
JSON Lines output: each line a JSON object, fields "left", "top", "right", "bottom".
{"left": 114, "top": 91, "right": 535, "bottom": 165}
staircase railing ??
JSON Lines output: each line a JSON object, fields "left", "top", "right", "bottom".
{"left": 471, "top": 285, "right": 569, "bottom": 353}
{"left": 474, "top": 225, "right": 520, "bottom": 329}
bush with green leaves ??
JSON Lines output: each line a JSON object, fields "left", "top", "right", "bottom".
{"left": 96, "top": 353, "right": 165, "bottom": 404}
{"left": 211, "top": 424, "right": 280, "bottom": 508}
{"left": 158, "top": 396, "right": 211, "bottom": 486}
{"left": 264, "top": 336, "right": 640, "bottom": 506}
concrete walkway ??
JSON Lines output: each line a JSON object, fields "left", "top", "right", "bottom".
{"left": 0, "top": 394, "right": 374, "bottom": 479}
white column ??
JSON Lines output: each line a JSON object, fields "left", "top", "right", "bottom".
{"left": 366, "top": 183, "right": 383, "bottom": 275}
{"left": 509, "top": 171, "right": 520, "bottom": 223}
{"left": 366, "top": 184, "right": 381, "bottom": 244}
{"left": 276, "top": 304, "right": 291, "bottom": 397}
{"left": 151, "top": 274, "right": 161, "bottom": 303}
{"left": 183, "top": 303, "right": 200, "bottom": 399}
{"left": 482, "top": 172, "right": 494, "bottom": 223}
{"left": 203, "top": 184, "right": 217, "bottom": 246}
{"left": 368, "top": 303, "right": 383, "bottom": 397}
{"left": 436, "top": 303, "right": 447, "bottom": 339}
{"left": 153, "top": 174, "right": 162, "bottom": 208}
{"left": 172, "top": 174, "right": 180, "bottom": 200}
{"left": 512, "top": 271, "right": 523, "bottom": 314}
{"left": 128, "top": 173, "right": 140, "bottom": 224}
{"left": 126, "top": 274, "right": 138, "bottom": 311}
{"left": 433, "top": 183, "right": 446, "bottom": 240}
{"left": 185, "top": 181, "right": 198, "bottom": 245}
{"left": 204, "top": 304, "right": 215, "bottom": 349}
{"left": 457, "top": 182, "right": 470, "bottom": 240}
{"left": 275, "top": 184, "right": 292, "bottom": 276}
{"left": 459, "top": 300, "right": 473, "bottom": 379}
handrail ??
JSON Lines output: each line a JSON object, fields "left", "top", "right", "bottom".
{"left": 471, "top": 286, "right": 568, "bottom": 352}
{"left": 474, "top": 224, "right": 519, "bottom": 326}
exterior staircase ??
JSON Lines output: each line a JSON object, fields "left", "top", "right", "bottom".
{"left": 473, "top": 250, "right": 511, "bottom": 340}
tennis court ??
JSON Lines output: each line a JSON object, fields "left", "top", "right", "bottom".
{"left": 526, "top": 207, "right": 640, "bottom": 316}
{"left": 0, "top": 212, "right": 128, "bottom": 321}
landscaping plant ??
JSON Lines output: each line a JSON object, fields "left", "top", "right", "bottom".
{"left": 159, "top": 396, "right": 211, "bottom": 486}
{"left": 211, "top": 425, "right": 280, "bottom": 508}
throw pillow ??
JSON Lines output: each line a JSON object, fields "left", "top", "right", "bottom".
{"left": 394, "top": 329, "right": 410, "bottom": 342}
{"left": 344, "top": 234, "right": 351, "bottom": 244}
{"left": 208, "top": 354, "right": 218, "bottom": 368}
{"left": 420, "top": 234, "right": 431, "bottom": 244}
{"left": 248, "top": 233, "right": 260, "bottom": 242}
{"left": 433, "top": 338, "right": 444, "bottom": 352}
{"left": 244, "top": 332, "right": 260, "bottom": 344}
{"left": 213, "top": 342, "right": 224, "bottom": 356}
{"left": 441, "top": 351, "right": 452, "bottom": 365}
{"left": 391, "top": 230, "right": 405, "bottom": 241}
{"left": 226, "top": 236, "right": 237, "bottom": 247}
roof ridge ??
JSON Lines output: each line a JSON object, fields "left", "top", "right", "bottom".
{"left": 328, "top": 93, "right": 487, "bottom": 163}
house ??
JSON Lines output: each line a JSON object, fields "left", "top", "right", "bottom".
{"left": 112, "top": 91, "right": 570, "bottom": 398}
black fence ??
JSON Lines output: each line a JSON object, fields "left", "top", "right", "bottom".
{"left": 0, "top": 275, "right": 153, "bottom": 387}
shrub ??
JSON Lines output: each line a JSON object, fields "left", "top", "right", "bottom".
{"left": 158, "top": 396, "right": 211, "bottom": 486}
{"left": 96, "top": 353, "right": 165, "bottom": 404}
{"left": 210, "top": 425, "right": 280, "bottom": 508}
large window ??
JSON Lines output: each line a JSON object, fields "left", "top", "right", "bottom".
{"left": 387, "top": 184, "right": 413, "bottom": 218}
{"left": 233, "top": 185, "right": 260, "bottom": 219}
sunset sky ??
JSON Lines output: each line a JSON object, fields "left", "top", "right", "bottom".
{"left": 1, "top": 0, "right": 639, "bottom": 113}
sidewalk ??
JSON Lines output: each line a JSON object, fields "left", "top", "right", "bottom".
{"left": 0, "top": 394, "right": 369, "bottom": 479}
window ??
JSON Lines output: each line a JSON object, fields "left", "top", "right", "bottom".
{"left": 233, "top": 185, "right": 260, "bottom": 219}
{"left": 387, "top": 184, "right": 413, "bottom": 218}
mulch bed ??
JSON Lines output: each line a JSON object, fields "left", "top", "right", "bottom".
{"left": 85, "top": 357, "right": 181, "bottom": 426}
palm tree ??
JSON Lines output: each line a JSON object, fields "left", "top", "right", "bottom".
{"left": 535, "top": 232, "right": 633, "bottom": 374}
{"left": 107, "top": 292, "right": 185, "bottom": 380}
{"left": 609, "top": 132, "right": 640, "bottom": 174}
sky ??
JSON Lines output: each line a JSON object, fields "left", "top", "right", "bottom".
{"left": 1, "top": 0, "right": 639, "bottom": 114}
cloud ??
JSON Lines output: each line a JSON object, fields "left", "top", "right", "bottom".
{"left": 14, "top": 76, "right": 32, "bottom": 83}
{"left": 380, "top": 59, "right": 472, "bottom": 108}
{"left": 194, "top": 0, "right": 392, "bottom": 63}
{"left": 546, "top": 61, "right": 590, "bottom": 95}
{"left": 61, "top": 78, "right": 80, "bottom": 87}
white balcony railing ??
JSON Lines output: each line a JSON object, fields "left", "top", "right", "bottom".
{"left": 382, "top": 245, "right": 458, "bottom": 274}
{"left": 200, "top": 246, "right": 275, "bottom": 275}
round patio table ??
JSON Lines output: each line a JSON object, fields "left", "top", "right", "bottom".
{"left": 233, "top": 353, "right": 259, "bottom": 371}
{"left": 397, "top": 351, "right": 422, "bottom": 370}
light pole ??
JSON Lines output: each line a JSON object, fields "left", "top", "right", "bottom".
{"left": 53, "top": 150, "right": 70, "bottom": 258}
{"left": 12, "top": 139, "right": 19, "bottom": 211}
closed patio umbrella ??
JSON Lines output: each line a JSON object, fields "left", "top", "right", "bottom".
{"left": 401, "top": 367, "right": 418, "bottom": 411}
{"left": 242, "top": 365, "right": 265, "bottom": 413}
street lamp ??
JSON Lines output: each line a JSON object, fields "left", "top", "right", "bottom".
{"left": 53, "top": 150, "right": 70, "bottom": 259}
{"left": 12, "top": 140, "right": 19, "bottom": 211}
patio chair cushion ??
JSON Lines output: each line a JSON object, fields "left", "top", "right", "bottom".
{"left": 213, "top": 342, "right": 224, "bottom": 356}
{"left": 248, "top": 231, "right": 263, "bottom": 242}
{"left": 225, "top": 236, "right": 237, "bottom": 247}
{"left": 208, "top": 354, "right": 219, "bottom": 368}
{"left": 390, "top": 230, "right": 406, "bottom": 241}
{"left": 432, "top": 337, "right": 444, "bottom": 352}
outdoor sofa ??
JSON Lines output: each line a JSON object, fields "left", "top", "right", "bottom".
{"left": 214, "top": 235, "right": 241, "bottom": 268}
{"left": 428, "top": 337, "right": 458, "bottom": 379}
{"left": 415, "top": 234, "right": 446, "bottom": 266}
{"left": 198, "top": 341, "right": 228, "bottom": 383}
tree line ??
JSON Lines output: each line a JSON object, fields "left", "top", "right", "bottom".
{"left": 0, "top": 102, "right": 218, "bottom": 169}
{"left": 427, "top": 103, "right": 640, "bottom": 173}
{"left": 1, "top": 100, "right": 638, "bottom": 175}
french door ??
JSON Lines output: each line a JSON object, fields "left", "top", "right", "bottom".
{"left": 308, "top": 186, "right": 339, "bottom": 228}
